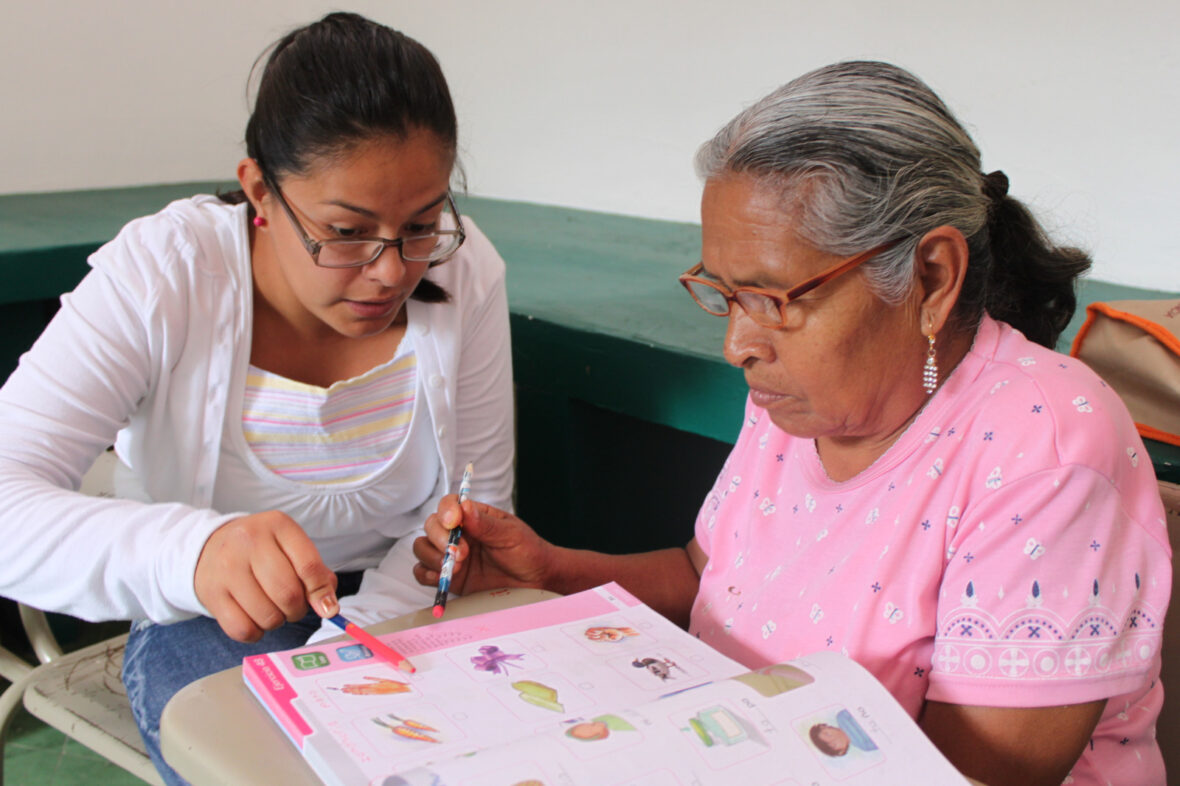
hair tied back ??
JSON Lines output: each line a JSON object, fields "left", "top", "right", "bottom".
{"left": 982, "top": 170, "right": 1010, "bottom": 203}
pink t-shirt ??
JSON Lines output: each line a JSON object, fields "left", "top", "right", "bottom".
{"left": 690, "top": 316, "right": 1170, "bottom": 785}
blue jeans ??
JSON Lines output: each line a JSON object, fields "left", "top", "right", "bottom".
{"left": 122, "top": 572, "right": 362, "bottom": 785}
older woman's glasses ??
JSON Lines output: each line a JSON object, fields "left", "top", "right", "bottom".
{"left": 268, "top": 185, "right": 466, "bottom": 268}
{"left": 678, "top": 241, "right": 900, "bottom": 329}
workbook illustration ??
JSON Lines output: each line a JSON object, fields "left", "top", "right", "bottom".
{"left": 244, "top": 584, "right": 967, "bottom": 785}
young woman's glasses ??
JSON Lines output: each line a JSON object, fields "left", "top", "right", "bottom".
{"left": 269, "top": 185, "right": 466, "bottom": 268}
{"left": 678, "top": 241, "right": 900, "bottom": 329}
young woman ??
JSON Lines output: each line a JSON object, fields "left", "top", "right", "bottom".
{"left": 0, "top": 13, "right": 514, "bottom": 783}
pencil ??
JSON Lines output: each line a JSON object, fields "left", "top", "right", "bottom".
{"left": 432, "top": 462, "right": 473, "bottom": 618}
{"left": 328, "top": 614, "right": 416, "bottom": 674}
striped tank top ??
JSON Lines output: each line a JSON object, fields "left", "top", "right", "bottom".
{"left": 241, "top": 344, "right": 417, "bottom": 485}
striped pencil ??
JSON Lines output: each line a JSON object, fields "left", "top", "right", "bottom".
{"left": 432, "top": 462, "right": 473, "bottom": 618}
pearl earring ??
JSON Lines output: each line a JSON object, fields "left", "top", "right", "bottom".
{"left": 252, "top": 215, "right": 266, "bottom": 227}
{"left": 922, "top": 330, "right": 938, "bottom": 395}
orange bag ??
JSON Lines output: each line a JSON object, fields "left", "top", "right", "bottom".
{"left": 1070, "top": 299, "right": 1180, "bottom": 447}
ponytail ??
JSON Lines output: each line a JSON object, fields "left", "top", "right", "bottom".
{"left": 962, "top": 170, "right": 1091, "bottom": 349}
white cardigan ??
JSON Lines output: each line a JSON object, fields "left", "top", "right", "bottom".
{"left": 0, "top": 196, "right": 515, "bottom": 625}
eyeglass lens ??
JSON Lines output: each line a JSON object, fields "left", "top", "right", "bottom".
{"left": 316, "top": 233, "right": 460, "bottom": 268}
{"left": 733, "top": 291, "right": 782, "bottom": 324}
{"left": 685, "top": 279, "right": 782, "bottom": 325}
{"left": 684, "top": 279, "right": 730, "bottom": 314}
{"left": 314, "top": 195, "right": 462, "bottom": 268}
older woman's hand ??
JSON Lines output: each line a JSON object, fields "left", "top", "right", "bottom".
{"left": 412, "top": 496, "right": 552, "bottom": 596}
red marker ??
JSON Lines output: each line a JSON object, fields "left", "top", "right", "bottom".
{"left": 329, "top": 614, "right": 416, "bottom": 674}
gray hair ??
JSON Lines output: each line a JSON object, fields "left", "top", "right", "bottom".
{"left": 694, "top": 60, "right": 1090, "bottom": 349}
{"left": 695, "top": 61, "right": 989, "bottom": 309}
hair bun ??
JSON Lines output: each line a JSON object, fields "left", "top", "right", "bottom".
{"left": 982, "top": 170, "right": 1009, "bottom": 202}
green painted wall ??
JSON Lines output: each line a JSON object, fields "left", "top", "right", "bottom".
{"left": 1, "top": 184, "right": 1176, "bottom": 555}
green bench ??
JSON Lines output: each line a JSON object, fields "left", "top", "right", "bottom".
{"left": 1, "top": 182, "right": 1177, "bottom": 556}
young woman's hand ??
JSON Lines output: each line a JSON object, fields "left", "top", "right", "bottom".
{"left": 194, "top": 510, "right": 339, "bottom": 642}
{"left": 412, "top": 497, "right": 551, "bottom": 596}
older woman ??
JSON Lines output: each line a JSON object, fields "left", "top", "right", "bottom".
{"left": 412, "top": 62, "right": 1169, "bottom": 786}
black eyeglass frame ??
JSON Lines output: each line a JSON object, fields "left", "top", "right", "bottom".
{"left": 266, "top": 182, "right": 466, "bottom": 269}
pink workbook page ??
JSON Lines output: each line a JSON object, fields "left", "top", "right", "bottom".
{"left": 244, "top": 583, "right": 745, "bottom": 786}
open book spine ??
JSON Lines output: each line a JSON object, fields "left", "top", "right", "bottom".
{"left": 240, "top": 585, "right": 966, "bottom": 785}
{"left": 243, "top": 653, "right": 313, "bottom": 750}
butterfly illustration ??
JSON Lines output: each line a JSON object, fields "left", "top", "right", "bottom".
{"left": 470, "top": 645, "right": 525, "bottom": 675}
{"left": 1023, "top": 538, "right": 1045, "bottom": 560}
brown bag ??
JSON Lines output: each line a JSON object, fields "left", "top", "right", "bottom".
{"left": 1070, "top": 299, "right": 1180, "bottom": 447}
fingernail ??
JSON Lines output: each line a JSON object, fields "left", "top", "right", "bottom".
{"left": 320, "top": 594, "right": 338, "bottom": 617}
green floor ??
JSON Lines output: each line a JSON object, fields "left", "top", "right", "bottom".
{"left": 3, "top": 703, "right": 145, "bottom": 785}
{"left": 2, "top": 613, "right": 146, "bottom": 785}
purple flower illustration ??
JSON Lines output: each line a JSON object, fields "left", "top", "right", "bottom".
{"left": 471, "top": 645, "right": 525, "bottom": 675}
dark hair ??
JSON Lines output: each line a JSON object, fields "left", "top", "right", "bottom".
{"left": 224, "top": 12, "right": 457, "bottom": 303}
{"left": 808, "top": 723, "right": 848, "bottom": 757}
{"left": 696, "top": 61, "right": 1090, "bottom": 348}
{"left": 959, "top": 171, "right": 1090, "bottom": 348}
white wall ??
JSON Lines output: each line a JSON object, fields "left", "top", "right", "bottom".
{"left": 2, "top": 1, "right": 1176, "bottom": 291}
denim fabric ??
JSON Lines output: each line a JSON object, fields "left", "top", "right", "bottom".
{"left": 122, "top": 571, "right": 363, "bottom": 785}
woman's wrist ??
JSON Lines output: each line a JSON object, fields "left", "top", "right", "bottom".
{"left": 538, "top": 544, "right": 596, "bottom": 597}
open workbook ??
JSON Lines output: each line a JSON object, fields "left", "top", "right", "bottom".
{"left": 243, "top": 583, "right": 968, "bottom": 785}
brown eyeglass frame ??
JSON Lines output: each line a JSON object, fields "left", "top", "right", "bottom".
{"left": 678, "top": 240, "right": 902, "bottom": 329}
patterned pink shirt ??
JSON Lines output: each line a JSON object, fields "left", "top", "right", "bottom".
{"left": 690, "top": 316, "right": 1170, "bottom": 785}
